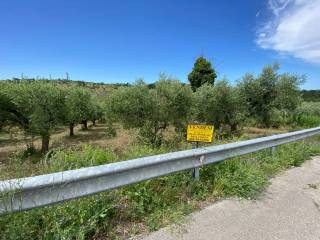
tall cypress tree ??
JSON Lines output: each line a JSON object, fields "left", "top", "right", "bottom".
{"left": 188, "top": 56, "right": 217, "bottom": 91}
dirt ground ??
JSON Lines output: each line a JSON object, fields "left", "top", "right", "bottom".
{"left": 0, "top": 123, "right": 135, "bottom": 165}
{"left": 0, "top": 124, "right": 289, "bottom": 168}
{"left": 242, "top": 127, "right": 287, "bottom": 138}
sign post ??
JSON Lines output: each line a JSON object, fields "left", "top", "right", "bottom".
{"left": 192, "top": 142, "right": 200, "bottom": 179}
{"left": 187, "top": 124, "right": 214, "bottom": 180}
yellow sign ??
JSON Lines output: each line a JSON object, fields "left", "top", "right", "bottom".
{"left": 187, "top": 124, "right": 214, "bottom": 143}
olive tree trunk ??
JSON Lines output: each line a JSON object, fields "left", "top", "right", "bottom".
{"left": 69, "top": 123, "right": 75, "bottom": 137}
{"left": 82, "top": 120, "right": 88, "bottom": 130}
{"left": 41, "top": 135, "right": 50, "bottom": 153}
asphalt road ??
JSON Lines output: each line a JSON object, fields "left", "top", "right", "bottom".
{"left": 142, "top": 156, "right": 320, "bottom": 240}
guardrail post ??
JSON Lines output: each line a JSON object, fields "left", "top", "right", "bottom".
{"left": 192, "top": 143, "right": 200, "bottom": 181}
{"left": 192, "top": 167, "right": 199, "bottom": 180}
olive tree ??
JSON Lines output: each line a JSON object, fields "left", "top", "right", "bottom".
{"left": 238, "top": 64, "right": 278, "bottom": 127}
{"left": 0, "top": 81, "right": 32, "bottom": 130}
{"left": 110, "top": 80, "right": 156, "bottom": 144}
{"left": 0, "top": 81, "right": 66, "bottom": 152}
{"left": 0, "top": 90, "right": 28, "bottom": 130}
{"left": 274, "top": 73, "right": 305, "bottom": 118}
{"left": 88, "top": 96, "right": 104, "bottom": 126}
{"left": 110, "top": 76, "right": 193, "bottom": 147}
{"left": 193, "top": 79, "right": 245, "bottom": 134}
{"left": 237, "top": 64, "right": 304, "bottom": 127}
{"left": 154, "top": 76, "right": 193, "bottom": 133}
{"left": 64, "top": 87, "right": 91, "bottom": 136}
{"left": 0, "top": 92, "right": 14, "bottom": 130}
{"left": 27, "top": 82, "right": 66, "bottom": 152}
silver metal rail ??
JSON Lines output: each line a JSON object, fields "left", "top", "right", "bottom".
{"left": 1, "top": 127, "right": 320, "bottom": 214}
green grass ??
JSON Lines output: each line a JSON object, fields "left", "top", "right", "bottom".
{"left": 289, "top": 102, "right": 320, "bottom": 128}
{"left": 1, "top": 136, "right": 320, "bottom": 240}
{"left": 290, "top": 115, "right": 320, "bottom": 129}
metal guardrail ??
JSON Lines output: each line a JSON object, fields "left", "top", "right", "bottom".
{"left": 1, "top": 127, "right": 320, "bottom": 214}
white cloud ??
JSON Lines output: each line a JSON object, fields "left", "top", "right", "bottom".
{"left": 257, "top": 0, "right": 320, "bottom": 64}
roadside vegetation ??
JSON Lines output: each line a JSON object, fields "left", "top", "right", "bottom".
{"left": 1, "top": 138, "right": 320, "bottom": 239}
{"left": 1, "top": 58, "right": 320, "bottom": 239}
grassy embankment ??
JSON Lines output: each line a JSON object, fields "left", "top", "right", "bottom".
{"left": 1, "top": 124, "right": 320, "bottom": 239}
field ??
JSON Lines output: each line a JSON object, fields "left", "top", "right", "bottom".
{"left": 1, "top": 128, "right": 320, "bottom": 240}
{"left": 1, "top": 120, "right": 320, "bottom": 239}
{"left": 1, "top": 65, "right": 320, "bottom": 239}
{"left": 0, "top": 123, "right": 288, "bottom": 179}
{"left": 0, "top": 123, "right": 134, "bottom": 178}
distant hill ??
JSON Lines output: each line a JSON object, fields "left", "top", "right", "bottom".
{"left": 0, "top": 78, "right": 130, "bottom": 92}
{"left": 301, "top": 90, "right": 320, "bottom": 102}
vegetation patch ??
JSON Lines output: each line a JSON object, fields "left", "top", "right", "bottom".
{"left": 1, "top": 60, "right": 320, "bottom": 239}
{"left": 1, "top": 137, "right": 320, "bottom": 240}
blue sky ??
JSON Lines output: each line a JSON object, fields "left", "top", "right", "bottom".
{"left": 0, "top": 0, "right": 319, "bottom": 89}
